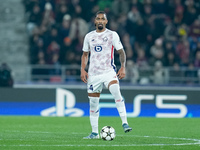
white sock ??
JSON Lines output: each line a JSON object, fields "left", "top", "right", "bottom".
{"left": 109, "top": 84, "right": 128, "bottom": 125}
{"left": 89, "top": 96, "right": 100, "bottom": 134}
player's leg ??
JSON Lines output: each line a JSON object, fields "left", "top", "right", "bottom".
{"left": 83, "top": 76, "right": 103, "bottom": 139}
{"left": 83, "top": 93, "right": 100, "bottom": 139}
{"left": 89, "top": 93, "right": 100, "bottom": 134}
{"left": 108, "top": 81, "right": 132, "bottom": 133}
{"left": 108, "top": 81, "right": 127, "bottom": 124}
{"left": 103, "top": 71, "right": 132, "bottom": 132}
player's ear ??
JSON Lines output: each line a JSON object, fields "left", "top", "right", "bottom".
{"left": 105, "top": 19, "right": 108, "bottom": 25}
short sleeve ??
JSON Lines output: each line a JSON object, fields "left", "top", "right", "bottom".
{"left": 112, "top": 32, "right": 123, "bottom": 51}
{"left": 82, "top": 34, "right": 90, "bottom": 52}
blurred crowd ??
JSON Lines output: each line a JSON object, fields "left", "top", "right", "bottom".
{"left": 22, "top": 0, "right": 200, "bottom": 84}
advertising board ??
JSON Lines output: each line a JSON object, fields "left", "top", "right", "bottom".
{"left": 0, "top": 87, "right": 199, "bottom": 117}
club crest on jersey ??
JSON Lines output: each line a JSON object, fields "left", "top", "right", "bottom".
{"left": 94, "top": 45, "right": 102, "bottom": 52}
{"left": 103, "top": 37, "right": 108, "bottom": 42}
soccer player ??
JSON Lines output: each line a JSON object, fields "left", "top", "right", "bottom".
{"left": 81, "top": 11, "right": 132, "bottom": 139}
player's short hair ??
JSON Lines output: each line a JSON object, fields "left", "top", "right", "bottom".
{"left": 95, "top": 11, "right": 107, "bottom": 19}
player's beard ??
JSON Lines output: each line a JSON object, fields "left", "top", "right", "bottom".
{"left": 97, "top": 24, "right": 104, "bottom": 30}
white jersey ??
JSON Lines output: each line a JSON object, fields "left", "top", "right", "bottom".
{"left": 82, "top": 28, "right": 123, "bottom": 76}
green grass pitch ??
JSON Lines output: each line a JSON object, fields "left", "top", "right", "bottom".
{"left": 0, "top": 116, "right": 200, "bottom": 150}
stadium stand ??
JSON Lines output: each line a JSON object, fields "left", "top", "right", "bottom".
{"left": 0, "top": 0, "right": 29, "bottom": 82}
{"left": 14, "top": 0, "right": 200, "bottom": 85}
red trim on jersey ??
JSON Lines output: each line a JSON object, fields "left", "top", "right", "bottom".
{"left": 111, "top": 45, "right": 116, "bottom": 71}
{"left": 111, "top": 45, "right": 114, "bottom": 59}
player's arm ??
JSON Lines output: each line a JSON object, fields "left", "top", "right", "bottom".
{"left": 117, "top": 49, "right": 126, "bottom": 79}
{"left": 80, "top": 51, "right": 89, "bottom": 83}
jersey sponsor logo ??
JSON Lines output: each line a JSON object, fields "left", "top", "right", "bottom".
{"left": 94, "top": 46, "right": 102, "bottom": 52}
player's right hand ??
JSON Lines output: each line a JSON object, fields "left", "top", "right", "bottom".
{"left": 80, "top": 69, "right": 88, "bottom": 83}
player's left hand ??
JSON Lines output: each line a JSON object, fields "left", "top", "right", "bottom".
{"left": 80, "top": 69, "right": 88, "bottom": 83}
{"left": 117, "top": 67, "right": 126, "bottom": 79}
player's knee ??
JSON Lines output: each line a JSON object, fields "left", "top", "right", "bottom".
{"left": 89, "top": 97, "right": 99, "bottom": 112}
{"left": 109, "top": 84, "right": 123, "bottom": 100}
{"left": 108, "top": 80, "right": 118, "bottom": 89}
{"left": 90, "top": 100, "right": 98, "bottom": 108}
{"left": 90, "top": 101, "right": 99, "bottom": 116}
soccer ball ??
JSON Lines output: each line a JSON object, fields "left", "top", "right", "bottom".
{"left": 100, "top": 126, "right": 116, "bottom": 141}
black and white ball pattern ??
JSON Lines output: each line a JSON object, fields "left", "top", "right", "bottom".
{"left": 100, "top": 126, "right": 116, "bottom": 141}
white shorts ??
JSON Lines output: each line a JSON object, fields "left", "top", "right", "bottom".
{"left": 87, "top": 70, "right": 119, "bottom": 93}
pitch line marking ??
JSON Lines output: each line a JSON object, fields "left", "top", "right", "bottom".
{"left": 2, "top": 130, "right": 200, "bottom": 143}
{"left": 1, "top": 135, "right": 200, "bottom": 147}
{"left": 0, "top": 143, "right": 200, "bottom": 147}
{"left": 1, "top": 135, "right": 200, "bottom": 143}
{"left": 2, "top": 131, "right": 200, "bottom": 143}
{"left": 119, "top": 135, "right": 200, "bottom": 142}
